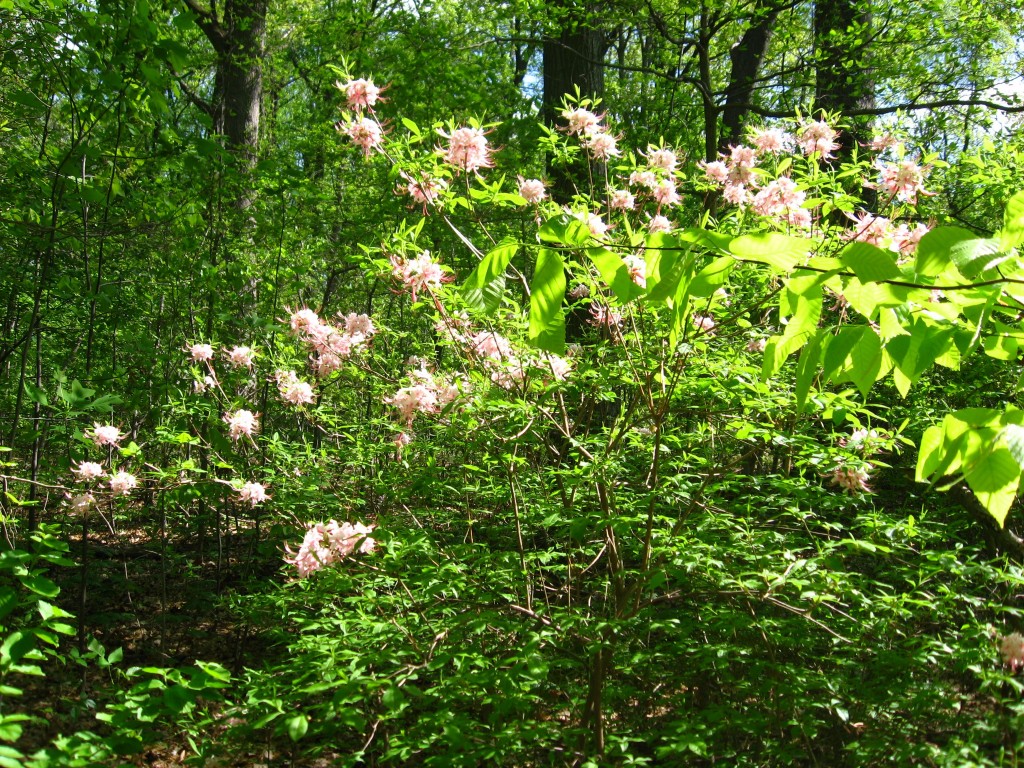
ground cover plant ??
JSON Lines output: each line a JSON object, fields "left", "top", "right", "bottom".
{"left": 4, "top": 2, "right": 1024, "bottom": 763}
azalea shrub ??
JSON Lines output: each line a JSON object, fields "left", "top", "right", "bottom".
{"left": 17, "top": 66, "right": 1024, "bottom": 765}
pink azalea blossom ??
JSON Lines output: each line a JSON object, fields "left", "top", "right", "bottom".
{"left": 188, "top": 343, "right": 214, "bottom": 363}
{"left": 289, "top": 308, "right": 322, "bottom": 335}
{"left": 238, "top": 481, "right": 270, "bottom": 506}
{"left": 652, "top": 179, "right": 680, "bottom": 208}
{"left": 893, "top": 222, "right": 930, "bottom": 256}
{"left": 700, "top": 161, "right": 730, "bottom": 185}
{"left": 277, "top": 371, "right": 315, "bottom": 406}
{"left": 1000, "top": 632, "right": 1024, "bottom": 672}
{"left": 568, "top": 283, "right": 590, "bottom": 300}
{"left": 401, "top": 173, "right": 447, "bottom": 208}
{"left": 73, "top": 461, "right": 105, "bottom": 482}
{"left": 109, "top": 470, "right": 138, "bottom": 496}
{"left": 226, "top": 346, "right": 255, "bottom": 369}
{"left": 225, "top": 409, "right": 259, "bottom": 441}
{"left": 469, "top": 330, "right": 514, "bottom": 360}
{"left": 629, "top": 170, "right": 659, "bottom": 189}
{"left": 867, "top": 133, "right": 898, "bottom": 152}
{"left": 609, "top": 189, "right": 635, "bottom": 210}
{"left": 722, "top": 183, "right": 750, "bottom": 206}
{"left": 752, "top": 177, "right": 806, "bottom": 219}
{"left": 517, "top": 177, "right": 546, "bottom": 205}
{"left": 746, "top": 338, "right": 768, "bottom": 354}
{"left": 589, "top": 304, "right": 623, "bottom": 328}
{"left": 343, "top": 313, "right": 376, "bottom": 342}
{"left": 729, "top": 145, "right": 758, "bottom": 169}
{"left": 346, "top": 117, "right": 383, "bottom": 157}
{"left": 544, "top": 353, "right": 572, "bottom": 382}
{"left": 799, "top": 120, "right": 841, "bottom": 160}
{"left": 339, "top": 78, "right": 380, "bottom": 111}
{"left": 831, "top": 465, "right": 871, "bottom": 494}
{"left": 644, "top": 146, "right": 678, "bottom": 173}
{"left": 877, "top": 159, "right": 931, "bottom": 204}
{"left": 285, "top": 520, "right": 376, "bottom": 577}
{"left": 750, "top": 127, "right": 794, "bottom": 155}
{"left": 693, "top": 314, "right": 715, "bottom": 334}
{"left": 562, "top": 107, "right": 602, "bottom": 136}
{"left": 194, "top": 374, "right": 218, "bottom": 394}
{"left": 387, "top": 384, "right": 439, "bottom": 425}
{"left": 624, "top": 254, "right": 647, "bottom": 288}
{"left": 582, "top": 130, "right": 620, "bottom": 160}
{"left": 390, "top": 250, "right": 447, "bottom": 301}
{"left": 442, "top": 126, "right": 492, "bottom": 173}
{"left": 69, "top": 493, "right": 95, "bottom": 513}
{"left": 88, "top": 423, "right": 122, "bottom": 447}
{"left": 571, "top": 210, "right": 608, "bottom": 238}
{"left": 845, "top": 212, "right": 893, "bottom": 248}
{"left": 312, "top": 352, "right": 343, "bottom": 378}
{"left": 647, "top": 215, "right": 672, "bottom": 234}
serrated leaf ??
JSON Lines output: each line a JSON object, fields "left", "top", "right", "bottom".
{"left": 915, "top": 226, "right": 976, "bottom": 278}
{"left": 950, "top": 237, "right": 1006, "bottom": 278}
{"left": 964, "top": 445, "right": 1020, "bottom": 528}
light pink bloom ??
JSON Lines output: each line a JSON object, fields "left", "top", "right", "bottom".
{"left": 346, "top": 117, "right": 383, "bottom": 156}
{"left": 88, "top": 424, "right": 122, "bottom": 447}
{"left": 582, "top": 130, "right": 620, "bottom": 160}
{"left": 226, "top": 346, "right": 255, "bottom": 369}
{"left": 624, "top": 254, "right": 646, "bottom": 288}
{"left": 750, "top": 127, "right": 794, "bottom": 155}
{"left": 831, "top": 465, "right": 871, "bottom": 494}
{"left": 442, "top": 126, "right": 492, "bottom": 173}
{"left": 73, "top": 461, "right": 105, "bottom": 482}
{"left": 893, "top": 222, "right": 930, "bottom": 256}
{"left": 312, "top": 352, "right": 343, "bottom": 378}
{"left": 339, "top": 78, "right": 380, "bottom": 111}
{"left": 652, "top": 179, "right": 680, "bottom": 208}
{"left": 746, "top": 338, "right": 768, "bottom": 354}
{"left": 225, "top": 409, "right": 259, "bottom": 440}
{"left": 868, "top": 133, "right": 897, "bottom": 152}
{"left": 568, "top": 283, "right": 590, "bottom": 300}
{"left": 517, "top": 177, "right": 546, "bottom": 205}
{"left": 693, "top": 314, "right": 715, "bottom": 334}
{"left": 194, "top": 374, "right": 218, "bottom": 393}
{"left": 469, "top": 330, "right": 514, "bottom": 360}
{"left": 647, "top": 215, "right": 672, "bottom": 234}
{"left": 387, "top": 384, "right": 439, "bottom": 425}
{"left": 279, "top": 375, "right": 315, "bottom": 406}
{"left": 752, "top": 177, "right": 805, "bottom": 219}
{"left": 644, "top": 146, "right": 678, "bottom": 173}
{"left": 845, "top": 213, "right": 893, "bottom": 248}
{"left": 629, "top": 170, "right": 659, "bottom": 189}
{"left": 722, "top": 183, "right": 749, "bottom": 206}
{"left": 609, "top": 189, "right": 635, "bottom": 210}
{"left": 1000, "top": 632, "right": 1024, "bottom": 672}
{"left": 238, "top": 481, "right": 270, "bottom": 506}
{"left": 109, "top": 471, "right": 138, "bottom": 496}
{"left": 799, "top": 120, "right": 841, "bottom": 160}
{"left": 877, "top": 159, "right": 930, "bottom": 204}
{"left": 289, "top": 308, "right": 322, "bottom": 335}
{"left": 188, "top": 343, "right": 214, "bottom": 363}
{"left": 401, "top": 173, "right": 447, "bottom": 207}
{"left": 391, "top": 250, "right": 446, "bottom": 301}
{"left": 343, "top": 313, "right": 376, "bottom": 342}
{"left": 729, "top": 145, "right": 758, "bottom": 169}
{"left": 563, "top": 107, "right": 602, "bottom": 136}
{"left": 544, "top": 354, "right": 572, "bottom": 382}
{"left": 700, "top": 161, "right": 730, "bottom": 185}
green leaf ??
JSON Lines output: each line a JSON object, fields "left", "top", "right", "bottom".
{"left": 689, "top": 255, "right": 734, "bottom": 298}
{"left": 528, "top": 248, "right": 566, "bottom": 353}
{"left": 915, "top": 226, "right": 976, "bottom": 278}
{"left": 840, "top": 241, "right": 901, "bottom": 283}
{"left": 729, "top": 232, "right": 810, "bottom": 272}
{"left": 586, "top": 247, "right": 644, "bottom": 303}
{"left": 0, "top": 589, "right": 16, "bottom": 622}
{"left": 23, "top": 574, "right": 58, "bottom": 598}
{"left": 949, "top": 237, "right": 1006, "bottom": 278}
{"left": 964, "top": 445, "right": 1020, "bottom": 527}
{"left": 537, "top": 214, "right": 590, "bottom": 248}
{"left": 1000, "top": 191, "right": 1024, "bottom": 251}
{"left": 0, "top": 632, "right": 35, "bottom": 665}
{"left": 286, "top": 714, "right": 309, "bottom": 741}
{"left": 461, "top": 240, "right": 518, "bottom": 315}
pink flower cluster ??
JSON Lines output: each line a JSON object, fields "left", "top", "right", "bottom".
{"left": 224, "top": 409, "right": 259, "bottom": 441}
{"left": 831, "top": 465, "right": 871, "bottom": 494}
{"left": 561, "top": 107, "right": 621, "bottom": 162}
{"left": 845, "top": 213, "right": 930, "bottom": 257}
{"left": 751, "top": 177, "right": 811, "bottom": 228}
{"left": 390, "top": 251, "right": 447, "bottom": 301}
{"left": 518, "top": 177, "right": 546, "bottom": 205}
{"left": 877, "top": 159, "right": 931, "bottom": 205}
{"left": 88, "top": 423, "right": 123, "bottom": 447}
{"left": 1000, "top": 632, "right": 1024, "bottom": 672}
{"left": 386, "top": 364, "right": 462, "bottom": 425}
{"left": 238, "top": 481, "right": 269, "bottom": 506}
{"left": 798, "top": 120, "right": 841, "bottom": 160}
{"left": 109, "top": 470, "right": 138, "bottom": 496}
{"left": 337, "top": 78, "right": 381, "bottom": 112}
{"left": 287, "top": 307, "right": 376, "bottom": 378}
{"left": 226, "top": 346, "right": 256, "bottom": 369}
{"left": 73, "top": 461, "right": 105, "bottom": 482}
{"left": 345, "top": 117, "right": 383, "bottom": 157}
{"left": 400, "top": 172, "right": 448, "bottom": 209}
{"left": 285, "top": 520, "right": 376, "bottom": 577}
{"left": 441, "top": 126, "right": 492, "bottom": 173}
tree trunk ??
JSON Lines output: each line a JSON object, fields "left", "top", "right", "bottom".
{"left": 813, "top": 0, "right": 875, "bottom": 159}
{"left": 719, "top": 2, "right": 781, "bottom": 152}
